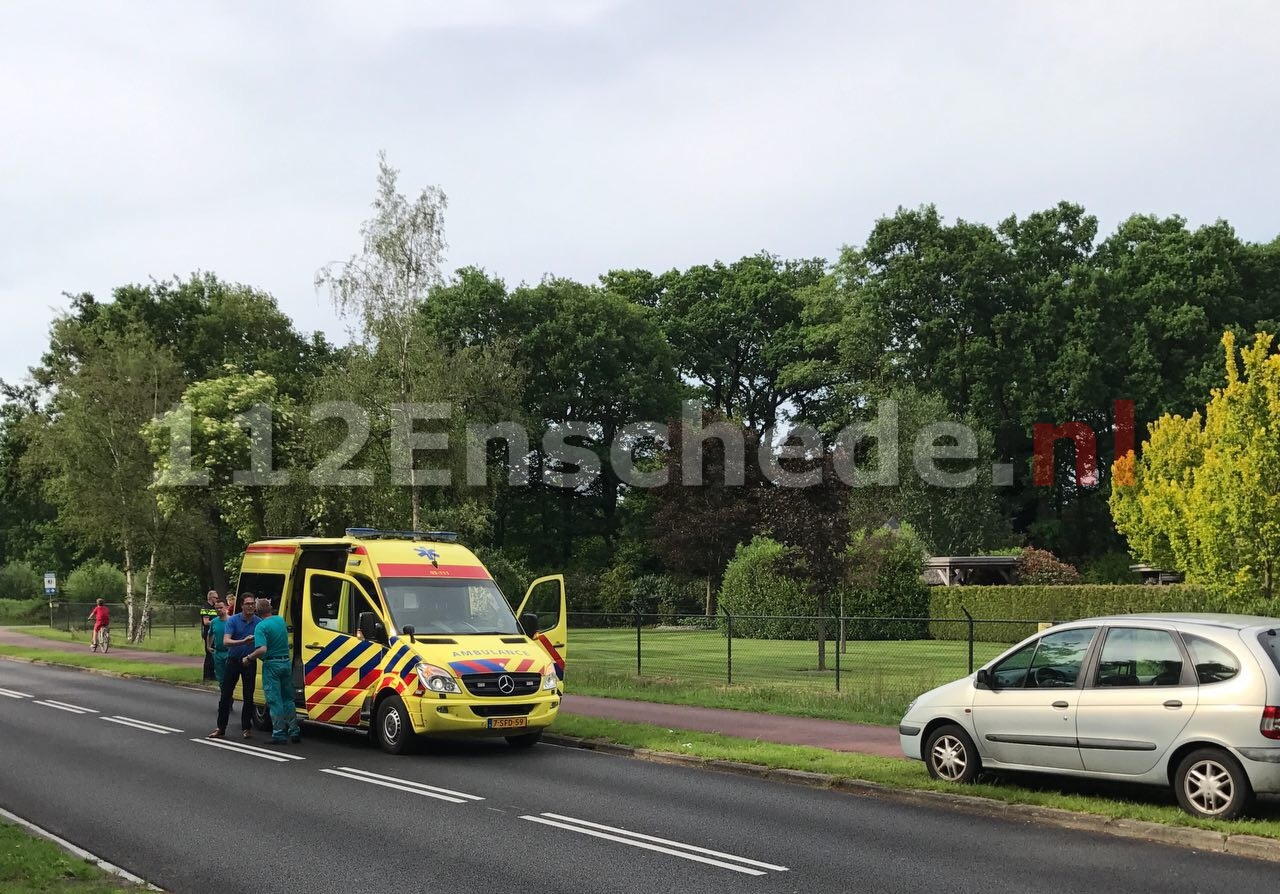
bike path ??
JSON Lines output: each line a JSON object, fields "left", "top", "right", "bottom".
{"left": 0, "top": 626, "right": 902, "bottom": 758}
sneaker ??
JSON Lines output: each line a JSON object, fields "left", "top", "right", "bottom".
{"left": 241, "top": 729, "right": 253, "bottom": 739}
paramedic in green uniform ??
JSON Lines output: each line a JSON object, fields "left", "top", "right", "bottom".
{"left": 243, "top": 597, "right": 300, "bottom": 744}
{"left": 209, "top": 599, "right": 229, "bottom": 686}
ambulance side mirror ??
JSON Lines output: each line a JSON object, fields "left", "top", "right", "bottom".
{"left": 520, "top": 612, "right": 539, "bottom": 638}
{"left": 358, "top": 611, "right": 387, "bottom": 646}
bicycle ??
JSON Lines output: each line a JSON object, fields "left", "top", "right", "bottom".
{"left": 90, "top": 623, "right": 111, "bottom": 653}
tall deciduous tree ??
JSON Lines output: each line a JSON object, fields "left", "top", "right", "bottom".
{"left": 1112, "top": 331, "right": 1280, "bottom": 603}
{"left": 32, "top": 325, "right": 185, "bottom": 641}
{"left": 317, "top": 152, "right": 448, "bottom": 530}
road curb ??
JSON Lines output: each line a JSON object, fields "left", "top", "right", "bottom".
{"left": 544, "top": 732, "right": 1280, "bottom": 863}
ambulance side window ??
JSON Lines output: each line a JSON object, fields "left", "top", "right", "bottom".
{"left": 310, "top": 576, "right": 343, "bottom": 632}
{"left": 345, "top": 587, "right": 381, "bottom": 637}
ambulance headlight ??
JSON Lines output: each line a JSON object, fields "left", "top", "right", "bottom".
{"left": 416, "top": 663, "right": 460, "bottom": 695}
{"left": 542, "top": 666, "right": 559, "bottom": 691}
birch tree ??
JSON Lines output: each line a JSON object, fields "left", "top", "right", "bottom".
{"left": 316, "top": 152, "right": 448, "bottom": 530}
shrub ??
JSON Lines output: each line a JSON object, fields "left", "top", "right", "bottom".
{"left": 1016, "top": 547, "right": 1080, "bottom": 585}
{"left": 1081, "top": 551, "right": 1141, "bottom": 585}
{"left": 0, "top": 561, "right": 42, "bottom": 600}
{"left": 718, "top": 537, "right": 816, "bottom": 639}
{"left": 928, "top": 583, "right": 1220, "bottom": 642}
{"left": 629, "top": 574, "right": 702, "bottom": 623}
{"left": 0, "top": 598, "right": 45, "bottom": 623}
{"left": 844, "top": 526, "right": 930, "bottom": 640}
{"left": 64, "top": 560, "right": 127, "bottom": 604}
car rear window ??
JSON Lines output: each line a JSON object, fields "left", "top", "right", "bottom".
{"left": 1182, "top": 633, "right": 1241, "bottom": 684}
{"left": 1256, "top": 629, "right": 1280, "bottom": 678}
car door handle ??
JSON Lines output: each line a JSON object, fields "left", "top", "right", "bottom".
{"left": 1163, "top": 699, "right": 1183, "bottom": 709}
{"left": 304, "top": 643, "right": 323, "bottom": 650}
{"left": 1052, "top": 700, "right": 1069, "bottom": 709}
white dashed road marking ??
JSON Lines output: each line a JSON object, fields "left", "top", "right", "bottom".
{"left": 190, "top": 737, "right": 307, "bottom": 763}
{"left": 34, "top": 700, "right": 98, "bottom": 714}
{"left": 0, "top": 688, "right": 32, "bottom": 699}
{"left": 101, "top": 716, "right": 183, "bottom": 734}
{"left": 519, "top": 812, "right": 789, "bottom": 876}
{"left": 319, "top": 767, "right": 485, "bottom": 804}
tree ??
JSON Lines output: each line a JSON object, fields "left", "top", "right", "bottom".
{"left": 32, "top": 325, "right": 186, "bottom": 641}
{"left": 317, "top": 152, "right": 448, "bottom": 530}
{"left": 1111, "top": 332, "right": 1280, "bottom": 604}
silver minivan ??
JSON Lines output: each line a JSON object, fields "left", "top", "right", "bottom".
{"left": 899, "top": 614, "right": 1280, "bottom": 818}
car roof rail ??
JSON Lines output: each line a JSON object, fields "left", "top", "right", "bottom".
{"left": 344, "top": 527, "right": 460, "bottom": 543}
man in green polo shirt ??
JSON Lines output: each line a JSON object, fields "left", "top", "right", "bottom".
{"left": 244, "top": 597, "right": 299, "bottom": 744}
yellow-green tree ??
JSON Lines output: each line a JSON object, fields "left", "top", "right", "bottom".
{"left": 1111, "top": 332, "right": 1280, "bottom": 604}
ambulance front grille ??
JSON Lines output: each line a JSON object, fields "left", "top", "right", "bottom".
{"left": 470, "top": 704, "right": 535, "bottom": 717}
{"left": 462, "top": 672, "right": 541, "bottom": 697}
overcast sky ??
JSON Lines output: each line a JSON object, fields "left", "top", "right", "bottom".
{"left": 2, "top": 0, "right": 1277, "bottom": 386}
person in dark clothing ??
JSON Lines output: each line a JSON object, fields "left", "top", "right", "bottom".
{"left": 208, "top": 593, "right": 259, "bottom": 739}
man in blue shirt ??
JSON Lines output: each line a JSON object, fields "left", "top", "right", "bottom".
{"left": 208, "top": 593, "right": 260, "bottom": 740}
{"left": 243, "top": 597, "right": 299, "bottom": 744}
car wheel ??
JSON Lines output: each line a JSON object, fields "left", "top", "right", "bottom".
{"left": 252, "top": 703, "right": 272, "bottom": 732}
{"left": 924, "top": 724, "right": 981, "bottom": 784}
{"left": 1175, "top": 748, "right": 1253, "bottom": 820}
{"left": 376, "top": 695, "right": 418, "bottom": 755}
{"left": 505, "top": 730, "right": 543, "bottom": 749}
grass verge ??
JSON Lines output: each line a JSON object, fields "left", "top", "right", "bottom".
{"left": 0, "top": 821, "right": 147, "bottom": 892}
{"left": 0, "top": 646, "right": 204, "bottom": 686}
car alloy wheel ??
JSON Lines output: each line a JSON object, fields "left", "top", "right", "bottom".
{"left": 1177, "top": 750, "right": 1250, "bottom": 819}
{"left": 924, "top": 724, "right": 980, "bottom": 784}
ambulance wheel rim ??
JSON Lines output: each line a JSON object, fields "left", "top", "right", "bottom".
{"left": 382, "top": 706, "right": 402, "bottom": 744}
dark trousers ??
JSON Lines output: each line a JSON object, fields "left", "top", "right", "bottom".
{"left": 202, "top": 648, "right": 215, "bottom": 681}
{"left": 216, "top": 656, "right": 256, "bottom": 733}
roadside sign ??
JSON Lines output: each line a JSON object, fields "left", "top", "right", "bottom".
{"left": 43, "top": 572, "right": 56, "bottom": 596}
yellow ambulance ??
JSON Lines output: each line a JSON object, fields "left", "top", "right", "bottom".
{"left": 234, "top": 528, "right": 566, "bottom": 754}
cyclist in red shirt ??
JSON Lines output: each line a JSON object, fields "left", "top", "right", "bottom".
{"left": 88, "top": 599, "right": 110, "bottom": 652}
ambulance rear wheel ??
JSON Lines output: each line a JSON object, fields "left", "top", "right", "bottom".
{"left": 505, "top": 730, "right": 542, "bottom": 749}
{"left": 377, "top": 695, "right": 418, "bottom": 755}
{"left": 252, "top": 704, "right": 272, "bottom": 732}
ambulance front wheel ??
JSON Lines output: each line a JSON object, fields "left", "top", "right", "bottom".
{"left": 376, "top": 695, "right": 419, "bottom": 755}
{"left": 506, "top": 730, "right": 543, "bottom": 749}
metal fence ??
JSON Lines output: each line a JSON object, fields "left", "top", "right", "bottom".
{"left": 568, "top": 610, "right": 1052, "bottom": 708}
{"left": 46, "top": 602, "right": 209, "bottom": 639}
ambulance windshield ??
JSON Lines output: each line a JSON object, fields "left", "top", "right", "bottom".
{"left": 380, "top": 578, "right": 521, "bottom": 636}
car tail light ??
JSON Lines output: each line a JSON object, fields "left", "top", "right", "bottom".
{"left": 1262, "top": 706, "right": 1280, "bottom": 739}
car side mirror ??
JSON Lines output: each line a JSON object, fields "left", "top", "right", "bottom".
{"left": 358, "top": 611, "right": 387, "bottom": 646}
{"left": 402, "top": 624, "right": 416, "bottom": 644}
{"left": 975, "top": 668, "right": 995, "bottom": 690}
{"left": 520, "top": 612, "right": 539, "bottom": 638}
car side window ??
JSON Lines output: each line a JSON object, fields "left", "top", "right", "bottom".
{"left": 309, "top": 575, "right": 343, "bottom": 631}
{"left": 1026, "top": 627, "right": 1096, "bottom": 688}
{"left": 1183, "top": 633, "right": 1241, "bottom": 684}
{"left": 991, "top": 641, "right": 1037, "bottom": 688}
{"left": 1094, "top": 628, "right": 1184, "bottom": 687}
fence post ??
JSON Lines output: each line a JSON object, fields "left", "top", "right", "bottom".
{"left": 634, "top": 605, "right": 642, "bottom": 676}
{"left": 723, "top": 608, "right": 733, "bottom": 685}
{"left": 962, "top": 605, "right": 974, "bottom": 673}
{"left": 834, "top": 614, "right": 841, "bottom": 692}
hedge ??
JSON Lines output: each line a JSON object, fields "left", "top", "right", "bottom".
{"left": 927, "top": 583, "right": 1223, "bottom": 643}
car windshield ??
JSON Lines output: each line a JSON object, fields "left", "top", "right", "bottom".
{"left": 379, "top": 577, "right": 520, "bottom": 636}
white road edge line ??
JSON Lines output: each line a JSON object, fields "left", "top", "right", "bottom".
{"left": 42, "top": 699, "right": 99, "bottom": 713}
{"left": 519, "top": 815, "right": 768, "bottom": 876}
{"left": 33, "top": 700, "right": 90, "bottom": 714}
{"left": 102, "top": 716, "right": 183, "bottom": 734}
{"left": 189, "top": 738, "right": 298, "bottom": 762}
{"left": 539, "top": 812, "right": 788, "bottom": 871}
{"left": 330, "top": 767, "right": 485, "bottom": 801}
{"left": 0, "top": 805, "right": 164, "bottom": 891}
{"left": 319, "top": 768, "right": 472, "bottom": 804}
{"left": 0, "top": 687, "right": 32, "bottom": 698}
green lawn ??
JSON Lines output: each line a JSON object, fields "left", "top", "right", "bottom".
{"left": 571, "top": 627, "right": 1010, "bottom": 724}
{"left": 0, "top": 821, "right": 147, "bottom": 892}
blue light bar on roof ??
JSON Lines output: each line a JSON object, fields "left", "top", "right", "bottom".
{"left": 344, "top": 528, "right": 460, "bottom": 543}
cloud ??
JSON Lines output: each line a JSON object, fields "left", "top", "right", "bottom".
{"left": 2, "top": 0, "right": 1278, "bottom": 386}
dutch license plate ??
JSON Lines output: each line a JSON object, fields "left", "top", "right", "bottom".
{"left": 487, "top": 717, "right": 528, "bottom": 730}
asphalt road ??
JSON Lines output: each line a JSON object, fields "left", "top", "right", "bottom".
{"left": 0, "top": 661, "right": 1272, "bottom": 894}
